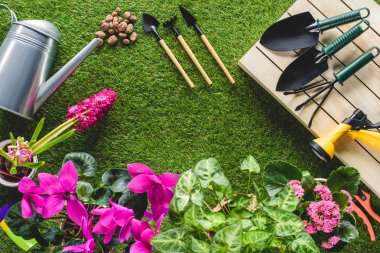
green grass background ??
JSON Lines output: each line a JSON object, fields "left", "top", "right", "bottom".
{"left": 0, "top": 0, "right": 380, "bottom": 252}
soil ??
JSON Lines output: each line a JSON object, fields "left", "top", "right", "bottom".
{"left": 0, "top": 144, "right": 32, "bottom": 183}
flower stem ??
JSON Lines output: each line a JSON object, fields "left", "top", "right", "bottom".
{"left": 246, "top": 173, "right": 251, "bottom": 194}
{"left": 315, "top": 178, "right": 327, "bottom": 183}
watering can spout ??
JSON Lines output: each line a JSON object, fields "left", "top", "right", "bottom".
{"left": 34, "top": 38, "right": 102, "bottom": 113}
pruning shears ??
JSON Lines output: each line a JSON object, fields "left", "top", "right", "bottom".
{"left": 352, "top": 189, "right": 380, "bottom": 241}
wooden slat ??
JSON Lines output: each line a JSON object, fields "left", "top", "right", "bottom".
{"left": 239, "top": 0, "right": 380, "bottom": 196}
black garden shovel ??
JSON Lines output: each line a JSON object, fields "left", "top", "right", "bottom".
{"left": 260, "top": 8, "right": 369, "bottom": 51}
{"left": 277, "top": 20, "right": 370, "bottom": 91}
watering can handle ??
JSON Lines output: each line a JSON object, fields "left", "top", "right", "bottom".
{"left": 0, "top": 4, "right": 17, "bottom": 24}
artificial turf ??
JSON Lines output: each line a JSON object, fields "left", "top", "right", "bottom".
{"left": 0, "top": 0, "right": 380, "bottom": 252}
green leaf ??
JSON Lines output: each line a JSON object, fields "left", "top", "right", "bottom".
{"left": 76, "top": 181, "right": 94, "bottom": 202}
{"left": 92, "top": 187, "right": 112, "bottom": 206}
{"left": 30, "top": 118, "right": 45, "bottom": 143}
{"left": 332, "top": 192, "right": 349, "bottom": 211}
{"left": 63, "top": 152, "right": 97, "bottom": 177}
{"left": 197, "top": 212, "right": 226, "bottom": 231}
{"left": 194, "top": 158, "right": 230, "bottom": 191}
{"left": 243, "top": 230, "right": 273, "bottom": 252}
{"left": 290, "top": 232, "right": 319, "bottom": 253}
{"left": 118, "top": 190, "right": 148, "bottom": 220}
{"left": 22, "top": 161, "right": 45, "bottom": 169}
{"left": 229, "top": 195, "right": 251, "bottom": 208}
{"left": 338, "top": 220, "right": 359, "bottom": 243}
{"left": 169, "top": 198, "right": 185, "bottom": 225}
{"left": 191, "top": 237, "right": 210, "bottom": 253}
{"left": 9, "top": 132, "right": 16, "bottom": 146}
{"left": 263, "top": 207, "right": 305, "bottom": 237}
{"left": 326, "top": 166, "right": 360, "bottom": 194}
{"left": 184, "top": 205, "right": 203, "bottom": 230}
{"left": 251, "top": 211, "right": 270, "bottom": 231}
{"left": 268, "top": 238, "right": 287, "bottom": 253}
{"left": 174, "top": 170, "right": 204, "bottom": 211}
{"left": 240, "top": 155, "right": 260, "bottom": 174}
{"left": 151, "top": 227, "right": 189, "bottom": 253}
{"left": 268, "top": 186, "right": 298, "bottom": 212}
{"left": 41, "top": 227, "right": 64, "bottom": 245}
{"left": 253, "top": 181, "right": 270, "bottom": 204}
{"left": 301, "top": 175, "right": 316, "bottom": 196}
{"left": 263, "top": 161, "right": 302, "bottom": 197}
{"left": 102, "top": 168, "right": 130, "bottom": 192}
{"left": 33, "top": 129, "right": 76, "bottom": 156}
{"left": 211, "top": 223, "right": 242, "bottom": 253}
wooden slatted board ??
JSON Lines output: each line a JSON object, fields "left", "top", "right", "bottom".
{"left": 239, "top": 0, "right": 380, "bottom": 196}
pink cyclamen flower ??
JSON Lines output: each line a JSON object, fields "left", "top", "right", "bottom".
{"left": 91, "top": 199, "right": 134, "bottom": 244}
{"left": 130, "top": 219, "right": 161, "bottom": 253}
{"left": 287, "top": 180, "right": 304, "bottom": 200}
{"left": 127, "top": 163, "right": 179, "bottom": 221}
{"left": 62, "top": 216, "right": 96, "bottom": 253}
{"left": 66, "top": 89, "right": 117, "bottom": 131}
{"left": 341, "top": 190, "right": 354, "bottom": 213}
{"left": 18, "top": 177, "right": 45, "bottom": 218}
{"left": 38, "top": 161, "right": 87, "bottom": 225}
{"left": 321, "top": 235, "right": 341, "bottom": 249}
{"left": 314, "top": 184, "right": 333, "bottom": 201}
{"left": 305, "top": 200, "right": 341, "bottom": 234}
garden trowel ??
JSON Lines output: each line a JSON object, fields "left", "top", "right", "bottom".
{"left": 277, "top": 20, "right": 370, "bottom": 91}
{"left": 142, "top": 13, "right": 195, "bottom": 89}
{"left": 260, "top": 8, "right": 369, "bottom": 51}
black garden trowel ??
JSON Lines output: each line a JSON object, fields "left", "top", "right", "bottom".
{"left": 260, "top": 8, "right": 369, "bottom": 51}
{"left": 276, "top": 20, "right": 370, "bottom": 91}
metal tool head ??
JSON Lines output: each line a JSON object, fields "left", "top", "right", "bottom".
{"left": 276, "top": 47, "right": 328, "bottom": 91}
{"left": 260, "top": 12, "right": 318, "bottom": 51}
{"left": 163, "top": 16, "right": 177, "bottom": 28}
{"left": 142, "top": 13, "right": 160, "bottom": 33}
{"left": 179, "top": 6, "right": 197, "bottom": 26}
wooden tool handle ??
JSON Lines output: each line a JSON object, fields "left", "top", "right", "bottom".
{"left": 159, "top": 39, "right": 195, "bottom": 89}
{"left": 177, "top": 35, "right": 212, "bottom": 85}
{"left": 200, "top": 34, "right": 235, "bottom": 84}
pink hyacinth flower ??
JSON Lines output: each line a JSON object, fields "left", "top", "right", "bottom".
{"left": 127, "top": 163, "right": 179, "bottom": 221}
{"left": 38, "top": 161, "right": 87, "bottom": 225}
{"left": 91, "top": 199, "right": 134, "bottom": 244}
{"left": 62, "top": 216, "right": 96, "bottom": 253}
{"left": 18, "top": 177, "right": 45, "bottom": 218}
{"left": 66, "top": 89, "right": 117, "bottom": 132}
{"left": 321, "top": 235, "right": 341, "bottom": 249}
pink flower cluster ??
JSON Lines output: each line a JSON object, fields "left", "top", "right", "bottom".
{"left": 287, "top": 180, "right": 304, "bottom": 200}
{"left": 66, "top": 89, "right": 117, "bottom": 131}
{"left": 321, "top": 235, "right": 341, "bottom": 249}
{"left": 7, "top": 139, "right": 33, "bottom": 164}
{"left": 314, "top": 184, "right": 332, "bottom": 201}
{"left": 304, "top": 200, "right": 341, "bottom": 234}
{"left": 341, "top": 190, "right": 354, "bottom": 213}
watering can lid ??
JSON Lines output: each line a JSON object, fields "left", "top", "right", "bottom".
{"left": 15, "top": 20, "right": 60, "bottom": 42}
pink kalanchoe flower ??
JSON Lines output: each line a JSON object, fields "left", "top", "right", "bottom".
{"left": 321, "top": 235, "right": 341, "bottom": 249}
{"left": 62, "top": 216, "right": 96, "bottom": 253}
{"left": 314, "top": 184, "right": 333, "bottom": 201}
{"left": 305, "top": 200, "right": 341, "bottom": 234}
{"left": 127, "top": 163, "right": 179, "bottom": 221}
{"left": 341, "top": 190, "right": 354, "bottom": 213}
{"left": 38, "top": 161, "right": 87, "bottom": 225}
{"left": 66, "top": 89, "right": 117, "bottom": 131}
{"left": 18, "top": 177, "right": 45, "bottom": 218}
{"left": 91, "top": 199, "right": 134, "bottom": 244}
{"left": 287, "top": 180, "right": 304, "bottom": 200}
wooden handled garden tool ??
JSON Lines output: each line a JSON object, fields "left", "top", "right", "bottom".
{"left": 142, "top": 13, "right": 195, "bottom": 89}
{"left": 260, "top": 8, "right": 370, "bottom": 51}
{"left": 285, "top": 47, "right": 380, "bottom": 128}
{"left": 353, "top": 189, "right": 380, "bottom": 241}
{"left": 179, "top": 6, "right": 235, "bottom": 84}
{"left": 277, "top": 20, "right": 370, "bottom": 91}
{"left": 309, "top": 108, "right": 380, "bottom": 162}
{"left": 164, "top": 17, "right": 212, "bottom": 85}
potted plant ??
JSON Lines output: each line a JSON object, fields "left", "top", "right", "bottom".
{"left": 4, "top": 152, "right": 179, "bottom": 252}
{"left": 0, "top": 89, "right": 117, "bottom": 187}
{"left": 153, "top": 156, "right": 359, "bottom": 252}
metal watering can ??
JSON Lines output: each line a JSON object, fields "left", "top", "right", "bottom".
{"left": 0, "top": 4, "right": 102, "bottom": 119}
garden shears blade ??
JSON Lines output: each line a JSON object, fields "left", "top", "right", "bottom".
{"left": 260, "top": 8, "right": 369, "bottom": 51}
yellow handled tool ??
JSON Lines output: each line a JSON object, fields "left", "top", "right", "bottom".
{"left": 310, "top": 109, "right": 380, "bottom": 162}
{"left": 0, "top": 220, "right": 37, "bottom": 251}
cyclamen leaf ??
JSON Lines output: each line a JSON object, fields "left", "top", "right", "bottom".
{"left": 174, "top": 170, "right": 204, "bottom": 211}
{"left": 240, "top": 155, "right": 260, "bottom": 174}
{"left": 151, "top": 227, "right": 189, "bottom": 253}
{"left": 268, "top": 186, "right": 298, "bottom": 212}
{"left": 102, "top": 168, "right": 130, "bottom": 192}
{"left": 184, "top": 205, "right": 203, "bottom": 230}
{"left": 326, "top": 167, "right": 360, "bottom": 194}
{"left": 243, "top": 230, "right": 273, "bottom": 252}
{"left": 76, "top": 181, "right": 93, "bottom": 202}
{"left": 191, "top": 237, "right": 210, "bottom": 253}
{"left": 338, "top": 220, "right": 359, "bottom": 243}
{"left": 63, "top": 152, "right": 97, "bottom": 177}
{"left": 41, "top": 227, "right": 64, "bottom": 245}
{"left": 290, "top": 232, "right": 319, "bottom": 253}
{"left": 211, "top": 223, "right": 242, "bottom": 253}
{"left": 197, "top": 212, "right": 226, "bottom": 231}
{"left": 194, "top": 158, "right": 230, "bottom": 191}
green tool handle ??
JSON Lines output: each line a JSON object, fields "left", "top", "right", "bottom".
{"left": 334, "top": 47, "right": 380, "bottom": 83}
{"left": 317, "top": 7, "right": 370, "bottom": 32}
{"left": 323, "top": 19, "right": 370, "bottom": 57}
